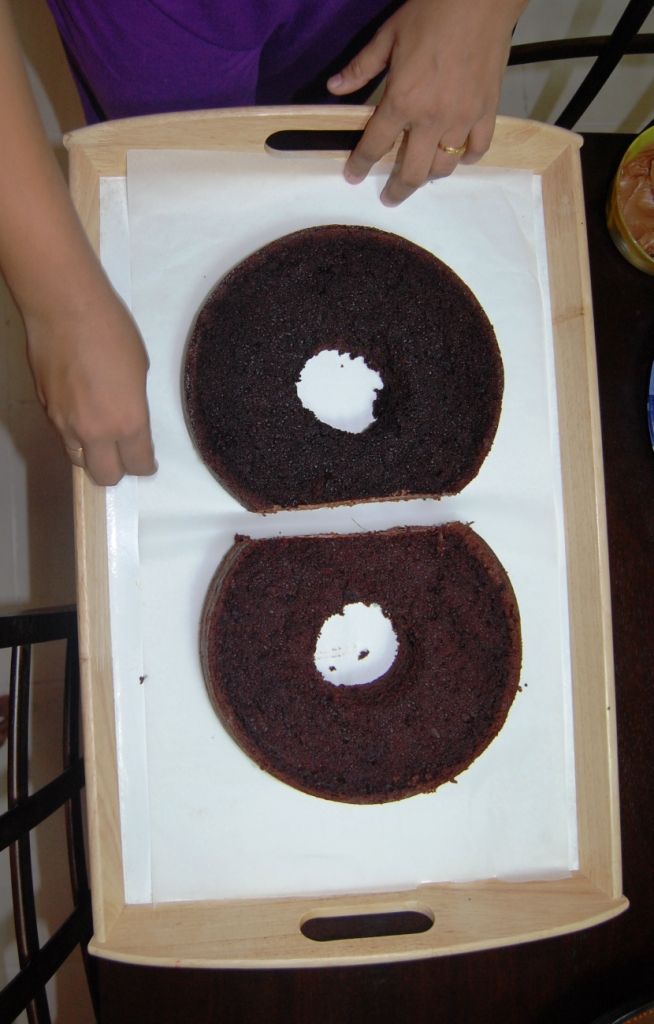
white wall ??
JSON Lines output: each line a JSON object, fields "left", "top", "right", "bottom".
{"left": 0, "top": 1, "right": 651, "bottom": 1020}
{"left": 503, "top": 0, "right": 654, "bottom": 130}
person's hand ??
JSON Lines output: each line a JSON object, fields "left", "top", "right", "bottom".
{"left": 24, "top": 280, "right": 156, "bottom": 486}
{"left": 327, "top": 0, "right": 525, "bottom": 205}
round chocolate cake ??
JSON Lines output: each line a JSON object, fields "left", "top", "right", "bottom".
{"left": 201, "top": 524, "right": 522, "bottom": 804}
{"left": 183, "top": 225, "right": 503, "bottom": 511}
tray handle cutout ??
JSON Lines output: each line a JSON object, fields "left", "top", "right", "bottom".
{"left": 266, "top": 129, "right": 363, "bottom": 153}
{"left": 301, "top": 908, "right": 434, "bottom": 943}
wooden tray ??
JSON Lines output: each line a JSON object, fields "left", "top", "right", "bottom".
{"left": 65, "top": 107, "right": 627, "bottom": 967}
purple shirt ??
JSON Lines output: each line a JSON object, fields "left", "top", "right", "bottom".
{"left": 46, "top": 0, "right": 397, "bottom": 123}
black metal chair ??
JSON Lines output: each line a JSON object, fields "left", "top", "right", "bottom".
{"left": 508, "top": 0, "right": 654, "bottom": 129}
{"left": 591, "top": 994, "right": 654, "bottom": 1023}
{"left": 0, "top": 607, "right": 98, "bottom": 1024}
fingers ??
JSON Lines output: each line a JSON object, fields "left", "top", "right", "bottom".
{"left": 72, "top": 439, "right": 123, "bottom": 487}
{"left": 88, "top": 432, "right": 156, "bottom": 486}
{"left": 62, "top": 433, "right": 118, "bottom": 485}
{"left": 64, "top": 441, "right": 86, "bottom": 468}
{"left": 117, "top": 424, "right": 157, "bottom": 478}
{"left": 336, "top": 0, "right": 512, "bottom": 205}
{"left": 350, "top": 117, "right": 471, "bottom": 207}
{"left": 62, "top": 421, "right": 156, "bottom": 486}
{"left": 344, "top": 104, "right": 403, "bottom": 185}
{"left": 27, "top": 280, "right": 159, "bottom": 487}
{"left": 342, "top": 90, "right": 494, "bottom": 203}
{"left": 327, "top": 26, "right": 392, "bottom": 96}
{"left": 426, "top": 123, "right": 488, "bottom": 181}
{"left": 380, "top": 124, "right": 438, "bottom": 206}
{"left": 459, "top": 113, "right": 495, "bottom": 165}
{"left": 346, "top": 109, "right": 496, "bottom": 205}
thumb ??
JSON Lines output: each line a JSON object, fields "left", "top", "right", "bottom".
{"left": 327, "top": 28, "right": 392, "bottom": 95}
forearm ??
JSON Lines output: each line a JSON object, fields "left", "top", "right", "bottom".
{"left": 496, "top": 0, "right": 530, "bottom": 23}
{"left": 0, "top": 0, "right": 107, "bottom": 322}
{"left": 0, "top": 1, "right": 155, "bottom": 485}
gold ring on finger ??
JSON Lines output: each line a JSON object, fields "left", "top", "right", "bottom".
{"left": 438, "top": 141, "right": 467, "bottom": 157}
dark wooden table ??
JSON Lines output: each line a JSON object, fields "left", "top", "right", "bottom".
{"left": 98, "top": 133, "right": 654, "bottom": 1024}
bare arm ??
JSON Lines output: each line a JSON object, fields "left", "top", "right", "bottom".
{"left": 328, "top": 0, "right": 529, "bottom": 205}
{"left": 0, "top": 0, "right": 155, "bottom": 485}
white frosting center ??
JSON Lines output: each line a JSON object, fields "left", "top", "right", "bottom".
{"left": 314, "top": 602, "right": 398, "bottom": 687}
{"left": 296, "top": 349, "right": 383, "bottom": 433}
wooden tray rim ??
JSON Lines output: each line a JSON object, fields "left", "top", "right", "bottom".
{"left": 66, "top": 107, "right": 625, "bottom": 967}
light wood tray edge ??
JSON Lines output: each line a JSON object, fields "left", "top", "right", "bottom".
{"left": 87, "top": 874, "right": 627, "bottom": 969}
{"left": 64, "top": 108, "right": 579, "bottom": 176}
{"left": 540, "top": 144, "right": 622, "bottom": 900}
{"left": 72, "top": 468, "right": 125, "bottom": 941}
{"left": 66, "top": 107, "right": 623, "bottom": 965}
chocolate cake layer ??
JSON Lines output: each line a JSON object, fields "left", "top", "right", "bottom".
{"left": 201, "top": 524, "right": 522, "bottom": 804}
{"left": 183, "top": 226, "right": 503, "bottom": 511}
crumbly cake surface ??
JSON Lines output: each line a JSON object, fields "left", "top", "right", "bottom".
{"left": 183, "top": 225, "right": 503, "bottom": 511}
{"left": 201, "top": 524, "right": 522, "bottom": 804}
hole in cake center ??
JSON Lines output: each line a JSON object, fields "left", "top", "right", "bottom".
{"left": 314, "top": 602, "right": 398, "bottom": 687}
{"left": 296, "top": 350, "right": 383, "bottom": 433}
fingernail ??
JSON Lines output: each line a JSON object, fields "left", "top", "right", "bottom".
{"left": 327, "top": 73, "right": 344, "bottom": 88}
{"left": 344, "top": 167, "right": 365, "bottom": 185}
{"left": 380, "top": 189, "right": 400, "bottom": 208}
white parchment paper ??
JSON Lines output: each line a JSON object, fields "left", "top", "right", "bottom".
{"left": 99, "top": 148, "right": 576, "bottom": 905}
